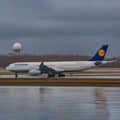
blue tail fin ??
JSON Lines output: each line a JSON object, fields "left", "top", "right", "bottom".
{"left": 90, "top": 45, "right": 109, "bottom": 61}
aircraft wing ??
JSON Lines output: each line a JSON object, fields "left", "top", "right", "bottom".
{"left": 40, "top": 62, "right": 63, "bottom": 74}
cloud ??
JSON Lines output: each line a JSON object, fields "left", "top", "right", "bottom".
{"left": 0, "top": 0, "right": 119, "bottom": 57}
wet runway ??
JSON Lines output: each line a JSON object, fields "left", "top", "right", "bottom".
{"left": 1, "top": 68, "right": 120, "bottom": 79}
{"left": 1, "top": 74, "right": 120, "bottom": 79}
{"left": 0, "top": 69, "right": 120, "bottom": 87}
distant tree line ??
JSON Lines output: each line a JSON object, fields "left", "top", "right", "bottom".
{"left": 0, "top": 54, "right": 119, "bottom": 68}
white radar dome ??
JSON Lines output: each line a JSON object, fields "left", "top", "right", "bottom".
{"left": 13, "top": 42, "right": 22, "bottom": 52}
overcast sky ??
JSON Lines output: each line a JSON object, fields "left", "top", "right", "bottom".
{"left": 0, "top": 0, "right": 120, "bottom": 57}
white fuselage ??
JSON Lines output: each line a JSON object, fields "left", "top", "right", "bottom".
{"left": 6, "top": 61, "right": 107, "bottom": 73}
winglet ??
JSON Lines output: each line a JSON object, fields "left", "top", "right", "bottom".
{"left": 90, "top": 45, "right": 109, "bottom": 61}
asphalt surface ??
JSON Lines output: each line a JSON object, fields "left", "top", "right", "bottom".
{"left": 1, "top": 74, "right": 120, "bottom": 79}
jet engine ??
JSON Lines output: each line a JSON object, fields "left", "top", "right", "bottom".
{"left": 29, "top": 69, "right": 41, "bottom": 76}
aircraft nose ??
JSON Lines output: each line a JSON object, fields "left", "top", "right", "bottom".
{"left": 6, "top": 66, "right": 10, "bottom": 71}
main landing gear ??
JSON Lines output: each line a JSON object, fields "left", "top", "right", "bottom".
{"left": 58, "top": 73, "right": 65, "bottom": 77}
{"left": 48, "top": 74, "right": 55, "bottom": 78}
{"left": 48, "top": 73, "right": 65, "bottom": 78}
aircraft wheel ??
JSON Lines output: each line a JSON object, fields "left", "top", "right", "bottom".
{"left": 58, "top": 73, "right": 65, "bottom": 77}
{"left": 48, "top": 73, "right": 55, "bottom": 78}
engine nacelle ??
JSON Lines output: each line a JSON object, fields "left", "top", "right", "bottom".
{"left": 29, "top": 69, "right": 41, "bottom": 76}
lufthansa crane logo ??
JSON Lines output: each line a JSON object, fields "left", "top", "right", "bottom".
{"left": 98, "top": 49, "right": 105, "bottom": 57}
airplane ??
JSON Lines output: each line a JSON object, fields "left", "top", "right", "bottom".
{"left": 6, "top": 45, "right": 111, "bottom": 78}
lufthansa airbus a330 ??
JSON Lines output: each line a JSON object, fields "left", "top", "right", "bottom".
{"left": 6, "top": 45, "right": 112, "bottom": 78}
